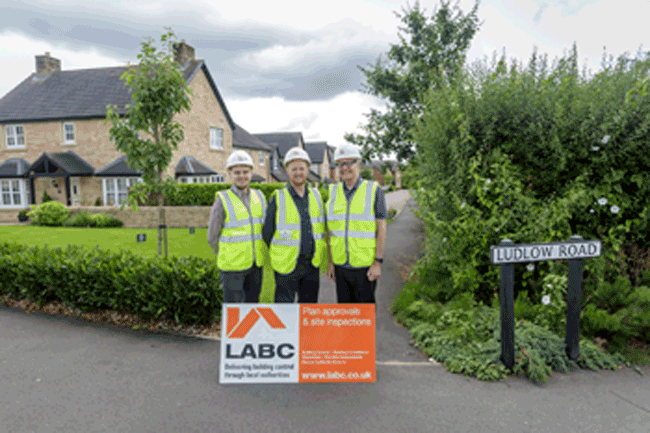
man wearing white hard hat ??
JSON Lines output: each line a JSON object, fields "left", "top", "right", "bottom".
{"left": 326, "top": 144, "right": 387, "bottom": 303}
{"left": 263, "top": 147, "right": 327, "bottom": 303}
{"left": 207, "top": 150, "right": 267, "bottom": 302}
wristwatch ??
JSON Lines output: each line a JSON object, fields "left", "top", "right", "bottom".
{"left": 374, "top": 257, "right": 383, "bottom": 264}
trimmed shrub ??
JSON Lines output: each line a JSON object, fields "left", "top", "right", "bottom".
{"left": 0, "top": 242, "right": 221, "bottom": 325}
{"left": 27, "top": 201, "right": 70, "bottom": 226}
{"left": 90, "top": 213, "right": 123, "bottom": 228}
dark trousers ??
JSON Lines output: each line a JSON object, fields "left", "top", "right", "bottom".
{"left": 334, "top": 265, "right": 377, "bottom": 303}
{"left": 220, "top": 266, "right": 262, "bottom": 303}
{"left": 274, "top": 256, "right": 320, "bottom": 303}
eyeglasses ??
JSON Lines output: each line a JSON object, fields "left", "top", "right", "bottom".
{"left": 337, "top": 160, "right": 358, "bottom": 168}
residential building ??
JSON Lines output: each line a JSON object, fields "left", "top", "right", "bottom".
{"left": 253, "top": 132, "right": 308, "bottom": 183}
{"left": 303, "top": 141, "right": 333, "bottom": 184}
{"left": 0, "top": 42, "right": 251, "bottom": 210}
{"left": 232, "top": 123, "right": 272, "bottom": 183}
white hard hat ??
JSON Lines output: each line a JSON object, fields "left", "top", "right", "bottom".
{"left": 334, "top": 144, "right": 361, "bottom": 162}
{"left": 226, "top": 150, "right": 254, "bottom": 169}
{"left": 283, "top": 147, "right": 311, "bottom": 166}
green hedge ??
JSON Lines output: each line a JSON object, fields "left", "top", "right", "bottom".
{"left": 129, "top": 181, "right": 331, "bottom": 207}
{"left": 0, "top": 242, "right": 221, "bottom": 325}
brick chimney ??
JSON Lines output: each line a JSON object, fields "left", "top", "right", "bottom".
{"left": 35, "top": 52, "right": 61, "bottom": 74}
{"left": 173, "top": 40, "right": 195, "bottom": 66}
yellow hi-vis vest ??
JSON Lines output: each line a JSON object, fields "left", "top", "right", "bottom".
{"left": 270, "top": 187, "right": 326, "bottom": 275}
{"left": 216, "top": 188, "right": 266, "bottom": 271}
{"left": 327, "top": 180, "right": 378, "bottom": 268}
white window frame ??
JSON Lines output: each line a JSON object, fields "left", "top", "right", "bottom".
{"left": 4, "top": 125, "right": 25, "bottom": 149}
{"left": 210, "top": 127, "right": 223, "bottom": 150}
{"left": 273, "top": 154, "right": 278, "bottom": 171}
{"left": 63, "top": 122, "right": 75, "bottom": 144}
{"left": 211, "top": 174, "right": 225, "bottom": 183}
{"left": 259, "top": 151, "right": 264, "bottom": 166}
{"left": 102, "top": 177, "right": 142, "bottom": 206}
{"left": 0, "top": 179, "right": 29, "bottom": 208}
{"left": 314, "top": 164, "right": 320, "bottom": 175}
{"left": 179, "top": 175, "right": 218, "bottom": 184}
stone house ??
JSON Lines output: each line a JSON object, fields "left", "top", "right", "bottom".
{"left": 303, "top": 141, "right": 333, "bottom": 184}
{"left": 253, "top": 132, "right": 320, "bottom": 184}
{"left": 0, "top": 42, "right": 270, "bottom": 214}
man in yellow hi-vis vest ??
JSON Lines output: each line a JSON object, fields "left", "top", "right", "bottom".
{"left": 263, "top": 147, "right": 327, "bottom": 303}
{"left": 207, "top": 150, "right": 267, "bottom": 303}
{"left": 326, "top": 144, "right": 387, "bottom": 303}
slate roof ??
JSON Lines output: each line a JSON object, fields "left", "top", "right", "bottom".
{"left": 303, "top": 141, "right": 326, "bottom": 164}
{"left": 271, "top": 169, "right": 289, "bottom": 183}
{"left": 252, "top": 132, "right": 303, "bottom": 158}
{"left": 95, "top": 155, "right": 141, "bottom": 177}
{"left": 0, "top": 158, "right": 31, "bottom": 178}
{"left": 175, "top": 155, "right": 218, "bottom": 176}
{"left": 28, "top": 150, "right": 95, "bottom": 175}
{"left": 0, "top": 60, "right": 235, "bottom": 131}
{"left": 251, "top": 173, "right": 266, "bottom": 183}
{"left": 307, "top": 170, "right": 320, "bottom": 182}
{"left": 232, "top": 124, "right": 271, "bottom": 152}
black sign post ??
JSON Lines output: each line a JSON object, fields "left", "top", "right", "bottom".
{"left": 499, "top": 239, "right": 515, "bottom": 370}
{"left": 565, "top": 235, "right": 585, "bottom": 360}
{"left": 490, "top": 237, "right": 601, "bottom": 369}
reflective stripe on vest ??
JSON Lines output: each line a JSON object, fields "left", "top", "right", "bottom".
{"left": 327, "top": 180, "right": 377, "bottom": 267}
{"left": 270, "top": 187, "right": 326, "bottom": 274}
{"left": 216, "top": 188, "right": 266, "bottom": 271}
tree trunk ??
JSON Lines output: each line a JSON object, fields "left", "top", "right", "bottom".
{"left": 158, "top": 190, "right": 163, "bottom": 257}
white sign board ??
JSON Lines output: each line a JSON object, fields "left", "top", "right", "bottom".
{"left": 490, "top": 240, "right": 601, "bottom": 265}
{"left": 220, "top": 304, "right": 300, "bottom": 384}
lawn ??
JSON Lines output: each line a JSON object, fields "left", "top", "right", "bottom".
{"left": 0, "top": 225, "right": 276, "bottom": 302}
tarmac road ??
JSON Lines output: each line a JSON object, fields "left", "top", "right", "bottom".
{"left": 2, "top": 198, "right": 650, "bottom": 432}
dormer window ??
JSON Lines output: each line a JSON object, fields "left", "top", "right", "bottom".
{"left": 4, "top": 125, "right": 25, "bottom": 148}
{"left": 63, "top": 122, "right": 75, "bottom": 144}
{"left": 273, "top": 154, "right": 278, "bottom": 170}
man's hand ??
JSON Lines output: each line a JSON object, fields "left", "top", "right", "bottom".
{"left": 327, "top": 262, "right": 335, "bottom": 282}
{"left": 367, "top": 261, "right": 381, "bottom": 282}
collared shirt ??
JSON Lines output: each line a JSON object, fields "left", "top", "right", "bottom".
{"left": 339, "top": 176, "right": 387, "bottom": 269}
{"left": 263, "top": 184, "right": 318, "bottom": 260}
{"left": 207, "top": 185, "right": 252, "bottom": 256}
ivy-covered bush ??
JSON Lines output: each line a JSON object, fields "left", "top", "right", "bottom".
{"left": 391, "top": 44, "right": 650, "bottom": 382}
{"left": 27, "top": 201, "right": 70, "bottom": 226}
{"left": 0, "top": 242, "right": 221, "bottom": 325}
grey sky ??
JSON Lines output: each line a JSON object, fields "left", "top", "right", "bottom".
{"left": 0, "top": 0, "right": 647, "bottom": 149}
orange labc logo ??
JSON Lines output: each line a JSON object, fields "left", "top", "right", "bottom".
{"left": 227, "top": 307, "right": 286, "bottom": 339}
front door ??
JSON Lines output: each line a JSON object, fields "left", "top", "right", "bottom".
{"left": 70, "top": 177, "right": 81, "bottom": 206}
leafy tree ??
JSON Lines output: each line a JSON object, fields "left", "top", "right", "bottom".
{"left": 345, "top": 0, "right": 481, "bottom": 161}
{"left": 105, "top": 28, "right": 192, "bottom": 258}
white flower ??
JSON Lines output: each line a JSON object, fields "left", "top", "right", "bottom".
{"left": 483, "top": 186, "right": 489, "bottom": 191}
{"left": 546, "top": 284, "right": 553, "bottom": 289}
{"left": 610, "top": 205, "right": 620, "bottom": 214}
{"left": 486, "top": 179, "right": 492, "bottom": 184}
{"left": 460, "top": 201, "right": 466, "bottom": 208}
{"left": 590, "top": 209, "right": 595, "bottom": 213}
{"left": 602, "top": 135, "right": 611, "bottom": 144}
{"left": 591, "top": 146, "right": 600, "bottom": 151}
{"left": 526, "top": 263, "right": 535, "bottom": 272}
{"left": 442, "top": 237, "right": 447, "bottom": 242}
{"left": 598, "top": 197, "right": 608, "bottom": 206}
{"left": 542, "top": 295, "right": 551, "bottom": 305}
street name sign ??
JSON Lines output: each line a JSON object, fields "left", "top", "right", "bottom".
{"left": 490, "top": 240, "right": 601, "bottom": 265}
